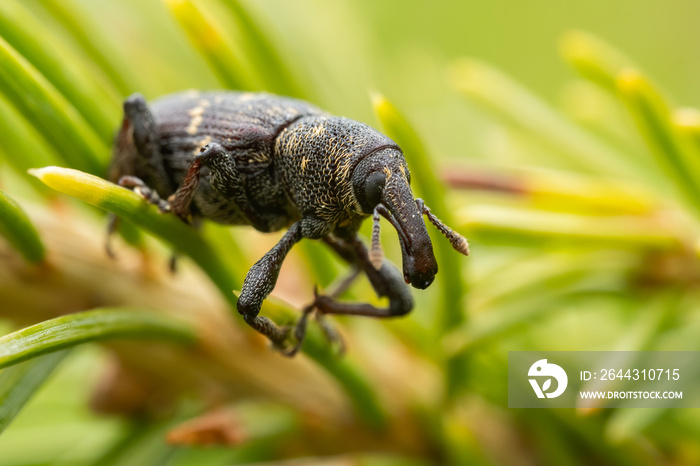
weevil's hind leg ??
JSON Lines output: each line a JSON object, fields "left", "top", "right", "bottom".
{"left": 108, "top": 95, "right": 172, "bottom": 254}
{"left": 118, "top": 175, "right": 171, "bottom": 213}
{"left": 237, "top": 222, "right": 303, "bottom": 348}
{"left": 111, "top": 94, "right": 172, "bottom": 206}
{"left": 122, "top": 93, "right": 173, "bottom": 196}
{"left": 111, "top": 95, "right": 188, "bottom": 269}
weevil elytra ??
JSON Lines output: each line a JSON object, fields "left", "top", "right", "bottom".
{"left": 110, "top": 91, "right": 469, "bottom": 355}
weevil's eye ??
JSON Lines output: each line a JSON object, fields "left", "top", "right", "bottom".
{"left": 355, "top": 171, "right": 386, "bottom": 213}
{"left": 363, "top": 171, "right": 386, "bottom": 207}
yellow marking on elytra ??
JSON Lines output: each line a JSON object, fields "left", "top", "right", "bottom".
{"left": 187, "top": 100, "right": 211, "bottom": 135}
{"left": 300, "top": 157, "right": 309, "bottom": 171}
{"left": 383, "top": 166, "right": 392, "bottom": 179}
{"left": 398, "top": 164, "right": 406, "bottom": 178}
{"left": 192, "top": 135, "right": 213, "bottom": 154}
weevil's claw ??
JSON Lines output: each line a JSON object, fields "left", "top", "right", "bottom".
{"left": 281, "top": 339, "right": 302, "bottom": 358}
{"left": 270, "top": 324, "right": 293, "bottom": 354}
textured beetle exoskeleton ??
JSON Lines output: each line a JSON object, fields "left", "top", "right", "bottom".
{"left": 110, "top": 91, "right": 468, "bottom": 354}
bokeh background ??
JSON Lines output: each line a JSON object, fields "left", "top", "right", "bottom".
{"left": 0, "top": 0, "right": 700, "bottom": 465}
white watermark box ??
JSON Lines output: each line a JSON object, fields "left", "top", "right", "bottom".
{"left": 508, "top": 351, "right": 700, "bottom": 409}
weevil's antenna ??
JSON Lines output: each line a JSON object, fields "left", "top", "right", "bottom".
{"left": 416, "top": 198, "right": 470, "bottom": 256}
{"left": 369, "top": 207, "right": 384, "bottom": 269}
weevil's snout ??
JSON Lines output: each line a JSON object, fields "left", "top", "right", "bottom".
{"left": 408, "top": 271, "right": 435, "bottom": 289}
{"left": 380, "top": 204, "right": 437, "bottom": 290}
{"left": 402, "top": 241, "right": 437, "bottom": 289}
{"left": 393, "top": 208, "right": 438, "bottom": 290}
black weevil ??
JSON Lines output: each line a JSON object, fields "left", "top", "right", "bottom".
{"left": 110, "top": 91, "right": 469, "bottom": 355}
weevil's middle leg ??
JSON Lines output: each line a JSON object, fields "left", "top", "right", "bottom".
{"left": 284, "top": 236, "right": 414, "bottom": 356}
{"left": 316, "top": 235, "right": 414, "bottom": 318}
{"left": 283, "top": 268, "right": 360, "bottom": 357}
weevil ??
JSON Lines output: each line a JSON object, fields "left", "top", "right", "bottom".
{"left": 109, "top": 91, "right": 469, "bottom": 355}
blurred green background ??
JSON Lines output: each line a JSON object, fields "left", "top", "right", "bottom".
{"left": 1, "top": 0, "right": 700, "bottom": 465}
{"left": 60, "top": 0, "right": 700, "bottom": 165}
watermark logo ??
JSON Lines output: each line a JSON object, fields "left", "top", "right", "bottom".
{"left": 528, "top": 359, "right": 568, "bottom": 398}
{"left": 510, "top": 351, "right": 699, "bottom": 408}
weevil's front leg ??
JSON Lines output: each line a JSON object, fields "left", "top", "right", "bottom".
{"left": 317, "top": 235, "right": 414, "bottom": 318}
{"left": 237, "top": 222, "right": 303, "bottom": 346}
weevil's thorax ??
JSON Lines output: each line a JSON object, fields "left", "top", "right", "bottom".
{"left": 275, "top": 116, "right": 400, "bottom": 235}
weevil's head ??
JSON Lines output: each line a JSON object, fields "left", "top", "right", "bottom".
{"left": 351, "top": 148, "right": 437, "bottom": 289}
